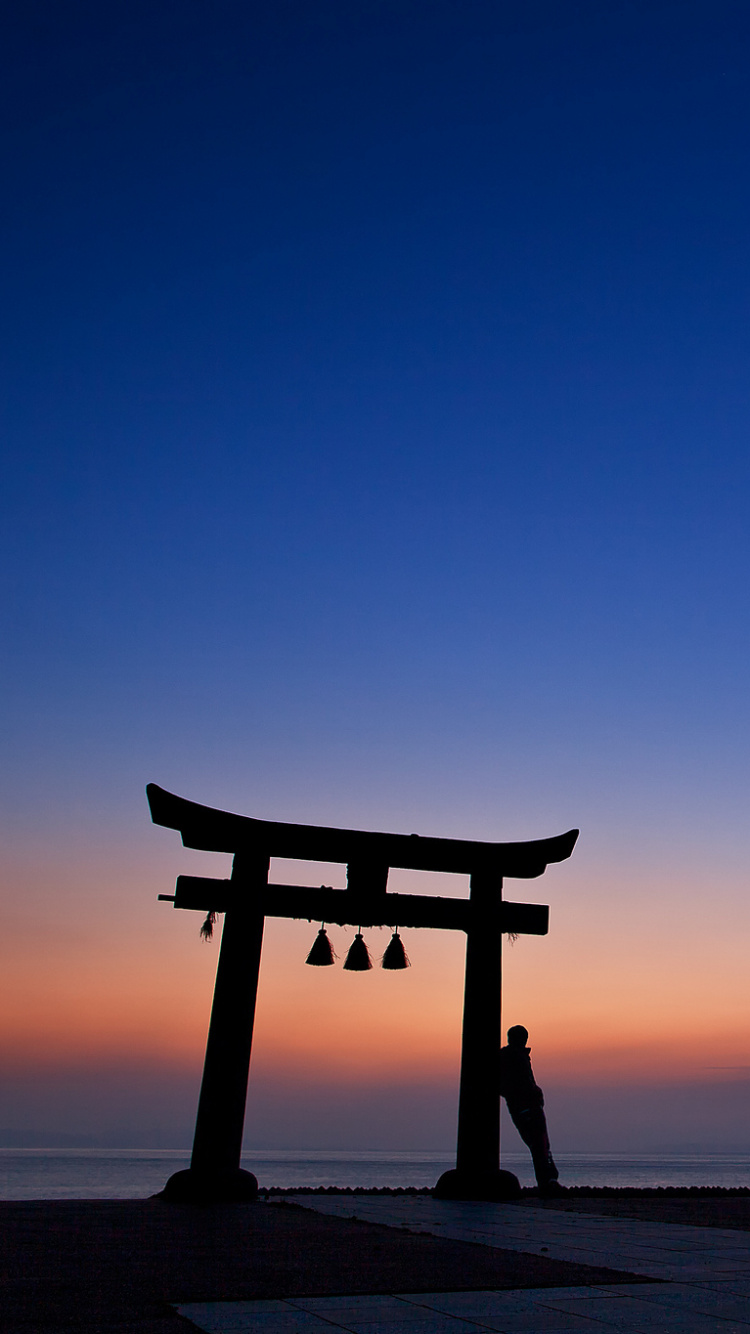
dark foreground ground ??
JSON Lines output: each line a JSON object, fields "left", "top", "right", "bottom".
{"left": 0, "top": 1198, "right": 646, "bottom": 1334}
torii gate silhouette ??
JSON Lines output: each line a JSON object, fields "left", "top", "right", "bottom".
{"left": 147, "top": 784, "right": 578, "bottom": 1202}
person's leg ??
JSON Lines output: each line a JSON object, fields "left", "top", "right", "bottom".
{"left": 508, "top": 1104, "right": 558, "bottom": 1188}
{"left": 527, "top": 1107, "right": 558, "bottom": 1187}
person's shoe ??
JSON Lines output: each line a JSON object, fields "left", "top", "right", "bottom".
{"left": 539, "top": 1180, "right": 565, "bottom": 1197}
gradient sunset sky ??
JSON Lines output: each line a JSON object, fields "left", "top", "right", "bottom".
{"left": 2, "top": 0, "right": 750, "bottom": 1156}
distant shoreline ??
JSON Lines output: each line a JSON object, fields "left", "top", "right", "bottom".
{"left": 266, "top": 1184, "right": 750, "bottom": 1197}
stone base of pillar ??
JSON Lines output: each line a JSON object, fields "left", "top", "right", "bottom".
{"left": 158, "top": 1167, "right": 259, "bottom": 1203}
{"left": 434, "top": 1168, "right": 521, "bottom": 1201}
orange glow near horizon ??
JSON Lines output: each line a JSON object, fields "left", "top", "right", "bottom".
{"left": 3, "top": 839, "right": 750, "bottom": 1102}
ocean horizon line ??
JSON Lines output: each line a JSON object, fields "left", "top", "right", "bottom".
{"left": 4, "top": 1143, "right": 750, "bottom": 1156}
{"left": 6, "top": 1147, "right": 750, "bottom": 1199}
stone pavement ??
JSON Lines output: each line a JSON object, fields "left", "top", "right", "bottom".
{"left": 177, "top": 1195, "right": 750, "bottom": 1333}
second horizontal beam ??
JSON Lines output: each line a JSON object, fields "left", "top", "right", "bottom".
{"left": 169, "top": 876, "right": 548, "bottom": 935}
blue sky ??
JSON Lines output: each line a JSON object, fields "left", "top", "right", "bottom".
{"left": 2, "top": 0, "right": 750, "bottom": 1149}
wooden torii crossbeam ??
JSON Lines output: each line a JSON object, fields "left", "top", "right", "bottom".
{"left": 147, "top": 783, "right": 578, "bottom": 1202}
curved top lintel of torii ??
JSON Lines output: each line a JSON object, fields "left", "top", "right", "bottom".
{"left": 147, "top": 784, "right": 578, "bottom": 881}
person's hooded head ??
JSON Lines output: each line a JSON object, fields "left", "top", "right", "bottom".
{"left": 507, "top": 1025, "right": 529, "bottom": 1048}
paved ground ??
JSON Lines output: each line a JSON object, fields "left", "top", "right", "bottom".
{"left": 518, "top": 1195, "right": 750, "bottom": 1231}
{"left": 0, "top": 1197, "right": 636, "bottom": 1333}
{"left": 178, "top": 1195, "right": 750, "bottom": 1333}
{"left": 293, "top": 1195, "right": 750, "bottom": 1280}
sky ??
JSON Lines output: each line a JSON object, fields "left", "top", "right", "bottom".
{"left": 2, "top": 0, "right": 750, "bottom": 1160}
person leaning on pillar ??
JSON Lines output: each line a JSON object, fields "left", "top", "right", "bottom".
{"left": 498, "top": 1024, "right": 563, "bottom": 1196}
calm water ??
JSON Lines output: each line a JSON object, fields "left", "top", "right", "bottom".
{"left": 3, "top": 1149, "right": 750, "bottom": 1199}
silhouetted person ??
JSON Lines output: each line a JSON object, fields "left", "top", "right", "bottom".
{"left": 499, "top": 1025, "right": 560, "bottom": 1194}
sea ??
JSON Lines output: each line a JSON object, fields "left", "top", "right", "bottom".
{"left": 3, "top": 1149, "right": 750, "bottom": 1200}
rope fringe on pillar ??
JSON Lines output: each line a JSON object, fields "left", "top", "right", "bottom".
{"left": 200, "top": 911, "right": 217, "bottom": 941}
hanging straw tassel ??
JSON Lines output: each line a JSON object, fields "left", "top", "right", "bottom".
{"left": 382, "top": 930, "right": 410, "bottom": 970}
{"left": 305, "top": 925, "right": 335, "bottom": 966}
{"left": 343, "top": 931, "right": 372, "bottom": 971}
{"left": 200, "top": 911, "right": 217, "bottom": 941}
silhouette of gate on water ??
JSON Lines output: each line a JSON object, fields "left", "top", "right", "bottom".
{"left": 147, "top": 783, "right": 578, "bottom": 1201}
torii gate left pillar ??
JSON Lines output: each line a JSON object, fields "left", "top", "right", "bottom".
{"left": 147, "top": 784, "right": 578, "bottom": 1203}
{"left": 189, "top": 852, "right": 268, "bottom": 1183}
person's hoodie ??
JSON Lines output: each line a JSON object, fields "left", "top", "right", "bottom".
{"left": 498, "top": 1043, "right": 544, "bottom": 1111}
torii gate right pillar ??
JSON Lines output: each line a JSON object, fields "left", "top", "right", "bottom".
{"left": 436, "top": 871, "right": 518, "bottom": 1200}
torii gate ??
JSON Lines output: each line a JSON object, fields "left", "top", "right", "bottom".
{"left": 147, "top": 784, "right": 578, "bottom": 1202}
